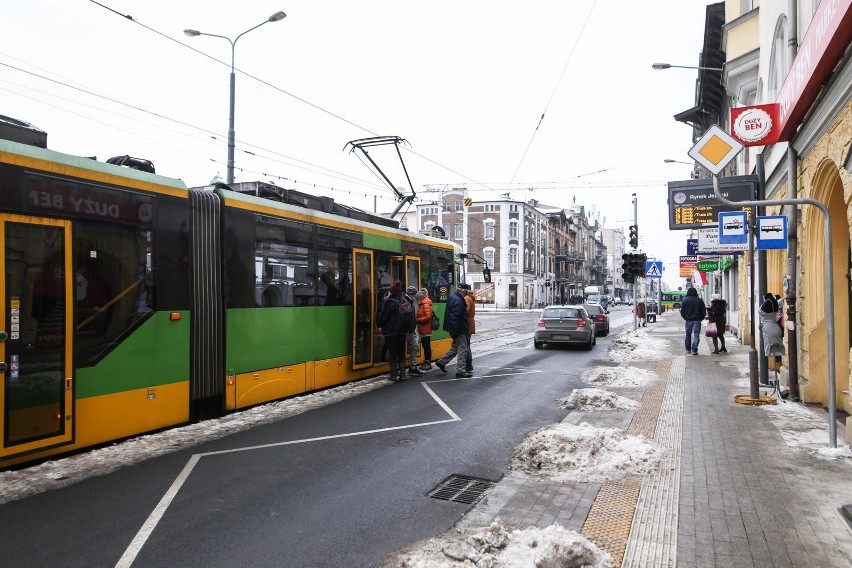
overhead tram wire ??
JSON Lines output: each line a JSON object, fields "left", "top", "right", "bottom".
{"left": 90, "top": 1, "right": 501, "bottom": 201}
{"left": 509, "top": 0, "right": 598, "bottom": 186}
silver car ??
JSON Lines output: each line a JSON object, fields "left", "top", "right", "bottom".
{"left": 534, "top": 305, "right": 596, "bottom": 350}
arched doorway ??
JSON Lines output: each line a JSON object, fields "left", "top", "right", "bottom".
{"left": 801, "top": 161, "right": 850, "bottom": 413}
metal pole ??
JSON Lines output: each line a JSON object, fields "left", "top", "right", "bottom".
{"left": 756, "top": 155, "right": 769, "bottom": 386}
{"left": 712, "top": 175, "right": 837, "bottom": 447}
{"left": 227, "top": 63, "right": 236, "bottom": 185}
{"left": 633, "top": 194, "right": 638, "bottom": 330}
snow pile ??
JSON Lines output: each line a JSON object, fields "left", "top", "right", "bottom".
{"left": 606, "top": 328, "right": 670, "bottom": 363}
{"left": 580, "top": 366, "right": 657, "bottom": 388}
{"left": 511, "top": 422, "right": 663, "bottom": 482}
{"left": 387, "top": 517, "right": 612, "bottom": 568}
{"left": 0, "top": 377, "right": 388, "bottom": 505}
{"left": 559, "top": 388, "right": 638, "bottom": 411}
{"left": 763, "top": 402, "right": 851, "bottom": 458}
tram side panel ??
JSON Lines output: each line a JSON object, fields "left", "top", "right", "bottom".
{"left": 0, "top": 143, "right": 193, "bottom": 466}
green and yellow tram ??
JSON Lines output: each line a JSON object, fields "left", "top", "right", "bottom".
{"left": 0, "top": 136, "right": 461, "bottom": 468}
{"left": 661, "top": 290, "right": 687, "bottom": 310}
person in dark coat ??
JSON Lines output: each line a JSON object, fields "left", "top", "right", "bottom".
{"left": 434, "top": 283, "right": 471, "bottom": 377}
{"left": 377, "top": 280, "right": 408, "bottom": 381}
{"left": 680, "top": 287, "right": 707, "bottom": 355}
{"left": 708, "top": 294, "right": 727, "bottom": 353}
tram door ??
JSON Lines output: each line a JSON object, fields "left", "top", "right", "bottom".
{"left": 352, "top": 248, "right": 374, "bottom": 369}
{"left": 390, "top": 256, "right": 421, "bottom": 290}
{"left": 0, "top": 215, "right": 75, "bottom": 460}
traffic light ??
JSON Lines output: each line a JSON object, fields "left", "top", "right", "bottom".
{"left": 628, "top": 225, "right": 639, "bottom": 249}
{"left": 483, "top": 266, "right": 492, "bottom": 283}
{"left": 631, "top": 253, "right": 648, "bottom": 277}
{"left": 621, "top": 253, "right": 631, "bottom": 274}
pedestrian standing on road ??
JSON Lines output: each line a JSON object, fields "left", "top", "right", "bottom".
{"left": 434, "top": 283, "right": 471, "bottom": 378}
{"left": 415, "top": 288, "right": 433, "bottom": 370}
{"left": 708, "top": 293, "right": 728, "bottom": 354}
{"left": 634, "top": 299, "right": 646, "bottom": 327}
{"left": 377, "top": 280, "right": 408, "bottom": 381}
{"left": 463, "top": 285, "right": 476, "bottom": 373}
{"left": 680, "top": 287, "right": 707, "bottom": 356}
{"left": 405, "top": 285, "right": 423, "bottom": 376}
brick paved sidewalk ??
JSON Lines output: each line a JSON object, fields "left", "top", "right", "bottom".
{"left": 460, "top": 312, "right": 852, "bottom": 567}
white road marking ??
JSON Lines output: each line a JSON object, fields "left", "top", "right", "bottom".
{"left": 115, "top": 367, "right": 541, "bottom": 567}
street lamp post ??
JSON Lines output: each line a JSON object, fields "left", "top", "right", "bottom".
{"left": 184, "top": 11, "right": 287, "bottom": 185}
{"left": 651, "top": 63, "right": 724, "bottom": 71}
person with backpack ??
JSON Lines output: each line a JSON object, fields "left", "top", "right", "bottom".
{"left": 377, "top": 280, "right": 411, "bottom": 381}
{"left": 415, "top": 288, "right": 434, "bottom": 371}
{"left": 405, "top": 285, "right": 423, "bottom": 376}
{"left": 434, "top": 283, "right": 471, "bottom": 378}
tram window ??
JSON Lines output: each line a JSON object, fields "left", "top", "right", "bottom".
{"left": 317, "top": 228, "right": 357, "bottom": 306}
{"left": 73, "top": 221, "right": 154, "bottom": 365}
{"left": 255, "top": 218, "right": 314, "bottom": 307}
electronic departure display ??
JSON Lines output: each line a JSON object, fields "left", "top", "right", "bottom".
{"left": 668, "top": 176, "right": 757, "bottom": 230}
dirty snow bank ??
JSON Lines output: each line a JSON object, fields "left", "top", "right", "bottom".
{"left": 511, "top": 422, "right": 663, "bottom": 482}
{"left": 386, "top": 517, "right": 612, "bottom": 568}
{"left": 559, "top": 388, "right": 638, "bottom": 411}
{"left": 763, "top": 402, "right": 852, "bottom": 459}
{"left": 607, "top": 328, "right": 670, "bottom": 363}
{"left": 580, "top": 366, "right": 657, "bottom": 388}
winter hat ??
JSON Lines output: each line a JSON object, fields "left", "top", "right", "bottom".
{"left": 415, "top": 290, "right": 426, "bottom": 301}
{"left": 407, "top": 285, "right": 418, "bottom": 295}
{"left": 390, "top": 280, "right": 403, "bottom": 294}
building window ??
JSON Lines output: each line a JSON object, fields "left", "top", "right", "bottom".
{"left": 485, "top": 204, "right": 497, "bottom": 212}
{"left": 509, "top": 221, "right": 518, "bottom": 238}
{"left": 484, "top": 249, "right": 495, "bottom": 268}
{"left": 510, "top": 204, "right": 518, "bottom": 213}
{"left": 424, "top": 221, "right": 435, "bottom": 231}
{"left": 455, "top": 200, "right": 463, "bottom": 212}
{"left": 509, "top": 247, "right": 518, "bottom": 270}
{"left": 454, "top": 223, "right": 462, "bottom": 239}
{"left": 484, "top": 220, "right": 495, "bottom": 240}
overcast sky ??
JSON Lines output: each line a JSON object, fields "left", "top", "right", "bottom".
{"left": 3, "top": 0, "right": 713, "bottom": 286}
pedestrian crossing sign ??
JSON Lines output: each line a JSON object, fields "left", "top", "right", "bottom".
{"left": 645, "top": 261, "right": 663, "bottom": 279}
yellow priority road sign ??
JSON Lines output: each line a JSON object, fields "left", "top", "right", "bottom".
{"left": 687, "top": 125, "right": 743, "bottom": 176}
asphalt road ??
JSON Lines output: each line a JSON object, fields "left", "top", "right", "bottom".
{"left": 0, "top": 308, "right": 634, "bottom": 568}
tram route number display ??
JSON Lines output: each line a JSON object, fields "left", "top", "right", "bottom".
{"left": 668, "top": 176, "right": 757, "bottom": 230}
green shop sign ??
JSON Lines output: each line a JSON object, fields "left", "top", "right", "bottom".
{"left": 697, "top": 260, "right": 720, "bottom": 271}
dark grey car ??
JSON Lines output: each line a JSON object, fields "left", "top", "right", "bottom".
{"left": 534, "top": 305, "right": 596, "bottom": 350}
{"left": 583, "top": 303, "right": 610, "bottom": 336}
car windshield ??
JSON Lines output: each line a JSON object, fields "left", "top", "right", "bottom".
{"left": 584, "top": 304, "right": 602, "bottom": 314}
{"left": 543, "top": 307, "right": 582, "bottom": 318}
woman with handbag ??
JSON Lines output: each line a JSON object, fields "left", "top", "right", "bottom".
{"left": 707, "top": 294, "right": 727, "bottom": 353}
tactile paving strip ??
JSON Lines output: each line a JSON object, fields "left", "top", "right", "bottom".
{"left": 581, "top": 360, "right": 671, "bottom": 565}
{"left": 622, "top": 356, "right": 684, "bottom": 567}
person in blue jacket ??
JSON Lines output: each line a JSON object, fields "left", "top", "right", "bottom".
{"left": 434, "top": 283, "right": 471, "bottom": 377}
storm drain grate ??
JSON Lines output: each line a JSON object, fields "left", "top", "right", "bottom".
{"left": 428, "top": 475, "right": 495, "bottom": 505}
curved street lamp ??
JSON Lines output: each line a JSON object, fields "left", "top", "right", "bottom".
{"left": 184, "top": 11, "right": 287, "bottom": 185}
{"left": 663, "top": 159, "right": 694, "bottom": 165}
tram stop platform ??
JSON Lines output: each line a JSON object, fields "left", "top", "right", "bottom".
{"left": 459, "top": 311, "right": 852, "bottom": 567}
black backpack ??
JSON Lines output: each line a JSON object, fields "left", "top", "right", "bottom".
{"left": 397, "top": 295, "right": 416, "bottom": 332}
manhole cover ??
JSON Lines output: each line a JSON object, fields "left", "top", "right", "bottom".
{"left": 428, "top": 474, "right": 495, "bottom": 505}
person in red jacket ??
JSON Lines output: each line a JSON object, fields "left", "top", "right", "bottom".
{"left": 415, "top": 288, "right": 433, "bottom": 370}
